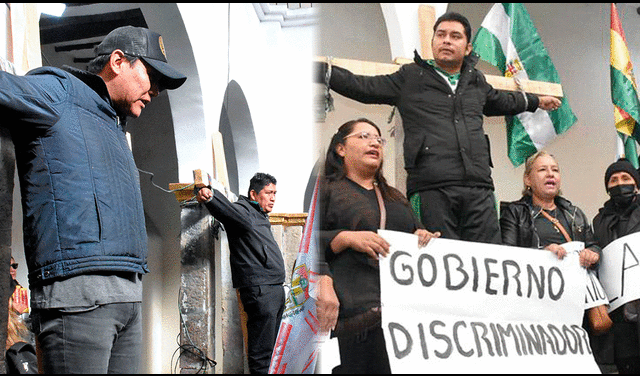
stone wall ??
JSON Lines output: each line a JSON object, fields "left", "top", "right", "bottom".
{"left": 177, "top": 188, "right": 307, "bottom": 374}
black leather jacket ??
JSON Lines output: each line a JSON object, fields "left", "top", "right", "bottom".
{"left": 500, "top": 195, "right": 601, "bottom": 262}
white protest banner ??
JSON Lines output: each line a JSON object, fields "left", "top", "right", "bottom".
{"left": 598, "top": 232, "right": 640, "bottom": 313}
{"left": 378, "top": 229, "right": 599, "bottom": 374}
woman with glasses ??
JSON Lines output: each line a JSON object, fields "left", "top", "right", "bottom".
{"left": 318, "top": 118, "right": 439, "bottom": 373}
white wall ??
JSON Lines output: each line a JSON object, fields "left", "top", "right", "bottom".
{"left": 178, "top": 3, "right": 317, "bottom": 213}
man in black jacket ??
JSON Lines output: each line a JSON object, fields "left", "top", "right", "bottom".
{"left": 318, "top": 12, "right": 561, "bottom": 244}
{"left": 196, "top": 173, "right": 285, "bottom": 374}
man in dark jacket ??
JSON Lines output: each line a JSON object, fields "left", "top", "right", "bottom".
{"left": 196, "top": 173, "right": 285, "bottom": 374}
{"left": 593, "top": 158, "right": 640, "bottom": 374}
{"left": 0, "top": 26, "right": 186, "bottom": 373}
{"left": 317, "top": 12, "right": 561, "bottom": 244}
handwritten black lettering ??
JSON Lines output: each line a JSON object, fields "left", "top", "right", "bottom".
{"left": 388, "top": 322, "right": 413, "bottom": 359}
{"left": 571, "top": 324, "right": 592, "bottom": 355}
{"left": 484, "top": 258, "right": 499, "bottom": 295}
{"left": 489, "top": 323, "right": 503, "bottom": 357}
{"left": 536, "top": 325, "right": 557, "bottom": 355}
{"left": 527, "top": 265, "right": 545, "bottom": 299}
{"left": 622, "top": 243, "right": 639, "bottom": 298}
{"left": 390, "top": 251, "right": 413, "bottom": 286}
{"left": 417, "top": 253, "right": 437, "bottom": 287}
{"left": 453, "top": 321, "right": 473, "bottom": 357}
{"left": 471, "top": 322, "right": 495, "bottom": 357}
{"left": 563, "top": 325, "right": 578, "bottom": 354}
{"left": 497, "top": 324, "right": 521, "bottom": 356}
{"left": 471, "top": 256, "right": 479, "bottom": 292}
{"left": 430, "top": 320, "right": 453, "bottom": 358}
{"left": 514, "top": 325, "right": 528, "bottom": 355}
{"left": 502, "top": 260, "right": 522, "bottom": 296}
{"left": 418, "top": 323, "right": 429, "bottom": 359}
{"left": 548, "top": 325, "right": 567, "bottom": 355}
{"left": 444, "top": 254, "right": 469, "bottom": 291}
{"left": 519, "top": 324, "right": 542, "bottom": 355}
{"left": 548, "top": 267, "right": 564, "bottom": 301}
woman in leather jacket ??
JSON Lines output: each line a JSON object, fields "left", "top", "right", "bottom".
{"left": 500, "top": 151, "right": 608, "bottom": 371}
{"left": 500, "top": 151, "right": 601, "bottom": 265}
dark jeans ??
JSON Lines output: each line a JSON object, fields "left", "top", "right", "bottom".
{"left": 333, "top": 325, "right": 391, "bottom": 374}
{"left": 31, "top": 302, "right": 142, "bottom": 374}
{"left": 238, "top": 284, "right": 285, "bottom": 374}
{"left": 413, "top": 186, "right": 501, "bottom": 244}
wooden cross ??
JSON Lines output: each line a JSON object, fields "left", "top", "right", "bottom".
{"left": 169, "top": 132, "right": 230, "bottom": 202}
{"left": 317, "top": 5, "right": 563, "bottom": 98}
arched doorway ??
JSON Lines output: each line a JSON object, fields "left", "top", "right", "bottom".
{"left": 218, "top": 80, "right": 260, "bottom": 197}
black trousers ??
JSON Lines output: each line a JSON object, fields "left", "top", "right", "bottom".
{"left": 238, "top": 284, "right": 285, "bottom": 374}
{"left": 412, "top": 186, "right": 501, "bottom": 244}
{"left": 333, "top": 325, "right": 391, "bottom": 374}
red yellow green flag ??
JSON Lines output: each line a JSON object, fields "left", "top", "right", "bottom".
{"left": 611, "top": 3, "right": 640, "bottom": 167}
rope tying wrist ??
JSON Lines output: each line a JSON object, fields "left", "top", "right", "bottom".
{"left": 324, "top": 56, "right": 334, "bottom": 113}
{"left": 514, "top": 77, "right": 529, "bottom": 111}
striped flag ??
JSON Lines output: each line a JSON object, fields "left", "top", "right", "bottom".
{"left": 472, "top": 3, "right": 577, "bottom": 166}
{"left": 269, "top": 177, "right": 325, "bottom": 374}
{"left": 610, "top": 2, "right": 640, "bottom": 168}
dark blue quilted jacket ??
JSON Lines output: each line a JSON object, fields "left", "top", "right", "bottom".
{"left": 1, "top": 66, "right": 149, "bottom": 286}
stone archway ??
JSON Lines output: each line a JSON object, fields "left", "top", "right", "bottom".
{"left": 218, "top": 80, "right": 260, "bottom": 197}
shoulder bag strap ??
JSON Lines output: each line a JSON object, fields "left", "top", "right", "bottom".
{"left": 539, "top": 209, "right": 572, "bottom": 243}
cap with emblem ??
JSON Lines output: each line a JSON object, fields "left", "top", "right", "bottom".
{"left": 95, "top": 26, "right": 186, "bottom": 90}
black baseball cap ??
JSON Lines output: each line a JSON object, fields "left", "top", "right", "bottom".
{"left": 95, "top": 26, "right": 186, "bottom": 90}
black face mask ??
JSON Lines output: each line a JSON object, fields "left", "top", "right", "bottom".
{"left": 609, "top": 184, "right": 637, "bottom": 207}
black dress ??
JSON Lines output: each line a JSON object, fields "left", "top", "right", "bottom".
{"left": 319, "top": 177, "right": 422, "bottom": 374}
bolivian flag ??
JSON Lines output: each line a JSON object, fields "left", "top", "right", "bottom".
{"left": 611, "top": 3, "right": 640, "bottom": 167}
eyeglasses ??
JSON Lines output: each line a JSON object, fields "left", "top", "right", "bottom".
{"left": 344, "top": 131, "right": 386, "bottom": 146}
{"left": 10, "top": 263, "right": 18, "bottom": 270}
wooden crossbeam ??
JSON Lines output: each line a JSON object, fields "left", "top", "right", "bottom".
{"left": 316, "top": 56, "right": 563, "bottom": 98}
{"left": 170, "top": 130, "right": 233, "bottom": 203}
{"left": 317, "top": 4, "right": 563, "bottom": 98}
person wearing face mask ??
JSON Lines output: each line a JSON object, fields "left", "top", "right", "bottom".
{"left": 592, "top": 158, "right": 640, "bottom": 374}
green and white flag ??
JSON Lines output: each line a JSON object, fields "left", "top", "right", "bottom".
{"left": 472, "top": 3, "right": 577, "bottom": 166}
